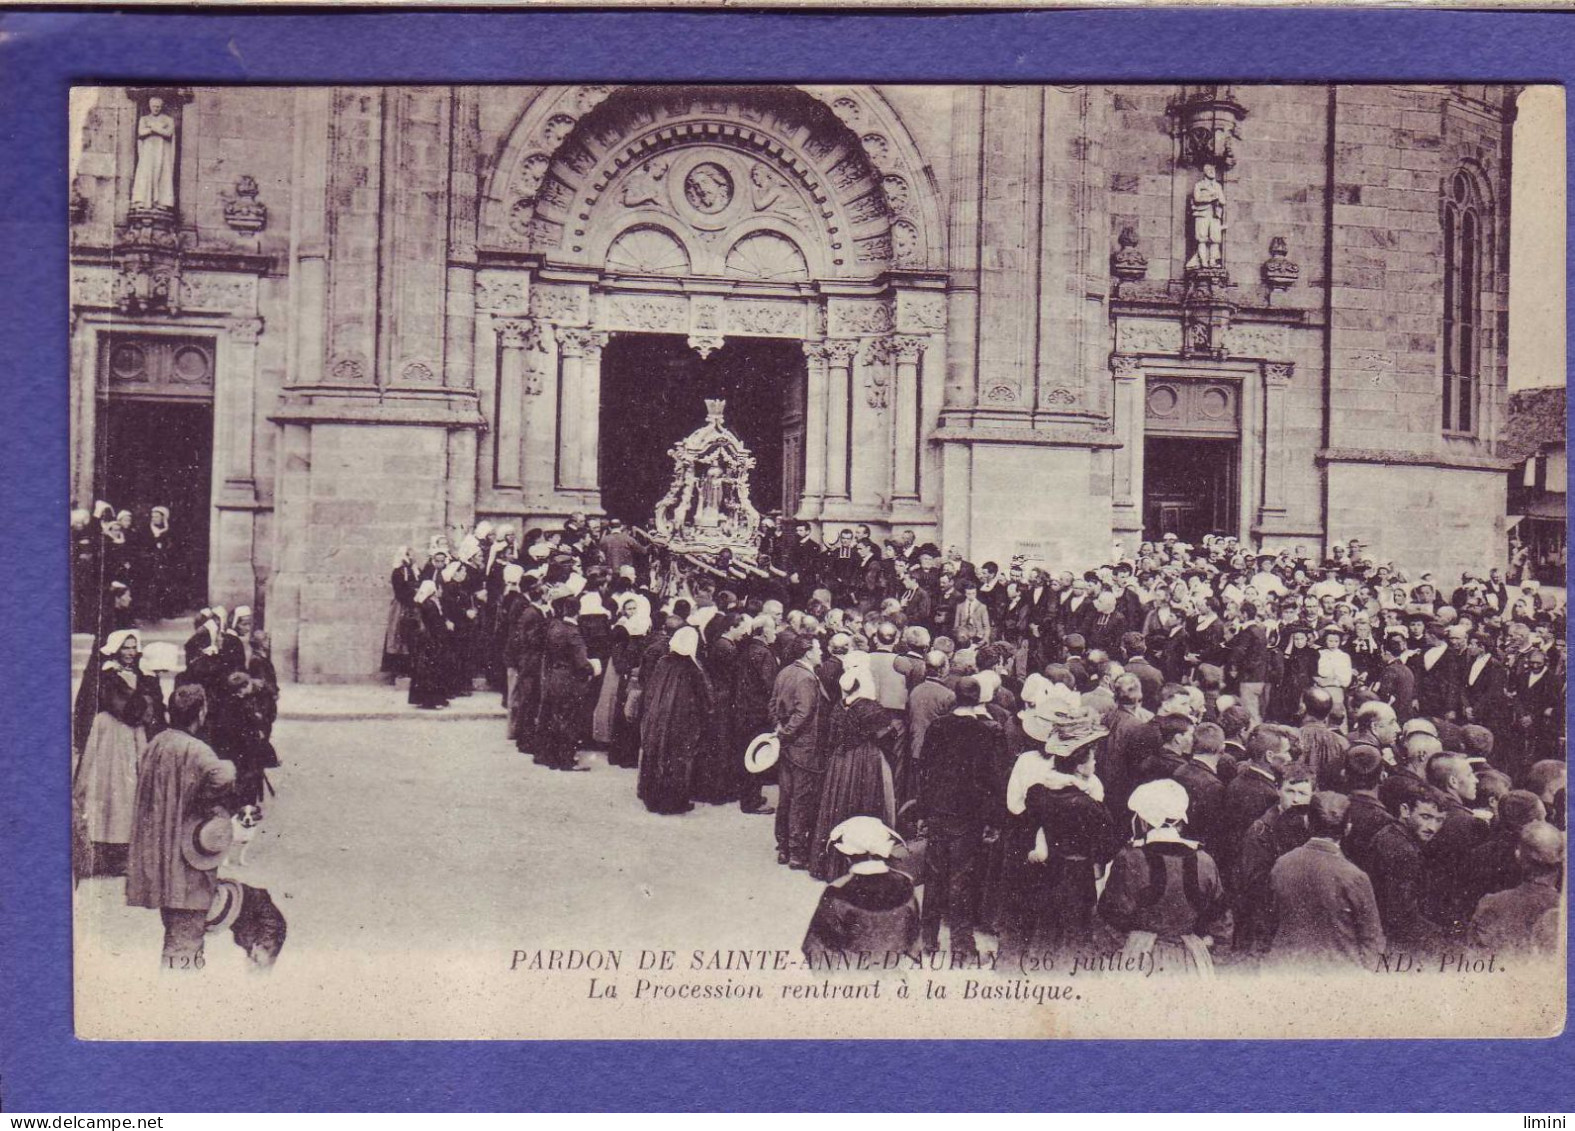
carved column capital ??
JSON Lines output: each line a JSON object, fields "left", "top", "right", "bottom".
{"left": 227, "top": 317, "right": 264, "bottom": 345}
{"left": 801, "top": 341, "right": 829, "bottom": 364}
{"left": 890, "top": 333, "right": 928, "bottom": 364}
{"left": 556, "top": 326, "right": 608, "bottom": 359}
{"left": 822, "top": 338, "right": 861, "bottom": 366}
{"left": 1110, "top": 353, "right": 1143, "bottom": 380}
{"left": 1264, "top": 361, "right": 1295, "bottom": 385}
{"left": 495, "top": 316, "right": 535, "bottom": 349}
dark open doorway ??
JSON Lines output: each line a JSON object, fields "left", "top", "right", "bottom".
{"left": 1143, "top": 435, "right": 1239, "bottom": 544}
{"left": 95, "top": 398, "right": 213, "bottom": 615}
{"left": 598, "top": 334, "right": 806, "bottom": 525}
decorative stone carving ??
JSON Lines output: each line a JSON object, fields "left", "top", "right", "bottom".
{"left": 1226, "top": 323, "right": 1287, "bottom": 360}
{"left": 400, "top": 360, "right": 438, "bottom": 385}
{"left": 651, "top": 398, "right": 762, "bottom": 558}
{"left": 746, "top": 162, "right": 811, "bottom": 226}
{"left": 113, "top": 208, "right": 183, "bottom": 314}
{"left": 861, "top": 133, "right": 889, "bottom": 164}
{"left": 682, "top": 162, "right": 734, "bottom": 214}
{"left": 1045, "top": 387, "right": 1077, "bottom": 406}
{"left": 620, "top": 156, "right": 671, "bottom": 208}
{"left": 606, "top": 293, "right": 688, "bottom": 332}
{"left": 227, "top": 317, "right": 264, "bottom": 345}
{"left": 1181, "top": 274, "right": 1234, "bottom": 360}
{"left": 1264, "top": 361, "right": 1295, "bottom": 384}
{"left": 530, "top": 286, "right": 586, "bottom": 324}
{"left": 882, "top": 174, "right": 910, "bottom": 212}
{"left": 830, "top": 97, "right": 862, "bottom": 127}
{"left": 223, "top": 175, "right": 267, "bottom": 234}
{"left": 329, "top": 355, "right": 366, "bottom": 382}
{"left": 724, "top": 232, "right": 809, "bottom": 282}
{"left": 515, "top": 154, "right": 551, "bottom": 204}
{"left": 71, "top": 267, "right": 115, "bottom": 308}
{"left": 984, "top": 383, "right": 1019, "bottom": 404}
{"left": 897, "top": 292, "right": 946, "bottom": 333}
{"left": 475, "top": 275, "right": 528, "bottom": 313}
{"left": 1116, "top": 318, "right": 1180, "bottom": 355}
{"left": 891, "top": 220, "right": 920, "bottom": 266}
{"left": 1168, "top": 85, "right": 1247, "bottom": 170}
{"left": 830, "top": 300, "right": 894, "bottom": 336}
{"left": 1262, "top": 235, "right": 1301, "bottom": 291}
{"left": 691, "top": 295, "right": 723, "bottom": 332}
{"left": 1111, "top": 226, "right": 1148, "bottom": 286}
{"left": 726, "top": 300, "right": 800, "bottom": 337}
{"left": 496, "top": 317, "right": 551, "bottom": 395}
{"left": 541, "top": 114, "right": 577, "bottom": 151}
{"left": 180, "top": 273, "right": 253, "bottom": 313}
{"left": 687, "top": 334, "right": 725, "bottom": 359}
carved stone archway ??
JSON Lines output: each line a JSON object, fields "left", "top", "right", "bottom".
{"left": 473, "top": 85, "right": 950, "bottom": 535}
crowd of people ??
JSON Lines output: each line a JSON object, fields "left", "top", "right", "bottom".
{"left": 71, "top": 500, "right": 184, "bottom": 632}
{"left": 384, "top": 514, "right": 1568, "bottom": 973}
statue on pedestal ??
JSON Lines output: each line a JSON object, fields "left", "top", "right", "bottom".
{"left": 650, "top": 399, "right": 762, "bottom": 559}
{"left": 1185, "top": 162, "right": 1226, "bottom": 272}
{"left": 130, "top": 96, "right": 177, "bottom": 212}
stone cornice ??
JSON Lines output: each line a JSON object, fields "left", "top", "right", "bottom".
{"left": 1317, "top": 447, "right": 1513, "bottom": 473}
{"left": 269, "top": 391, "right": 487, "bottom": 430}
{"left": 72, "top": 246, "right": 276, "bottom": 276}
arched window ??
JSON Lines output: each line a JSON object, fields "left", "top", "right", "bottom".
{"left": 1442, "top": 171, "right": 1484, "bottom": 434}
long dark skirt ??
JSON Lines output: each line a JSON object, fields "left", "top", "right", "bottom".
{"left": 408, "top": 635, "right": 449, "bottom": 708}
{"left": 810, "top": 743, "right": 896, "bottom": 881}
{"left": 690, "top": 713, "right": 740, "bottom": 805}
{"left": 511, "top": 666, "right": 542, "bottom": 753}
{"left": 995, "top": 857, "right": 1101, "bottom": 969}
{"left": 538, "top": 671, "right": 587, "bottom": 769}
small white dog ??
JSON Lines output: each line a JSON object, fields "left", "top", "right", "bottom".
{"left": 228, "top": 805, "right": 263, "bottom": 867}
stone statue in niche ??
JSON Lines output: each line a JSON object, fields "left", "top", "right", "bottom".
{"left": 1185, "top": 163, "right": 1226, "bottom": 272}
{"left": 131, "top": 96, "right": 177, "bottom": 210}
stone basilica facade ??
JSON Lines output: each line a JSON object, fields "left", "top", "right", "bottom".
{"left": 69, "top": 83, "right": 1519, "bottom": 681}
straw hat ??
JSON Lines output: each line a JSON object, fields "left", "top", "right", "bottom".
{"left": 744, "top": 732, "right": 780, "bottom": 774}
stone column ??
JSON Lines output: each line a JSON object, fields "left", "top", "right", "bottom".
{"left": 1258, "top": 361, "right": 1294, "bottom": 526}
{"left": 891, "top": 334, "right": 927, "bottom": 501}
{"left": 1111, "top": 354, "right": 1144, "bottom": 539}
{"left": 555, "top": 327, "right": 608, "bottom": 495}
{"left": 799, "top": 341, "right": 829, "bottom": 518}
{"left": 823, "top": 339, "right": 859, "bottom": 500}
{"left": 222, "top": 317, "right": 263, "bottom": 492}
{"left": 493, "top": 316, "right": 533, "bottom": 489}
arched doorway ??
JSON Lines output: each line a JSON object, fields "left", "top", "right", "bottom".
{"left": 474, "top": 85, "right": 949, "bottom": 536}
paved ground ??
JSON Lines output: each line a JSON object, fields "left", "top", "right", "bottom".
{"left": 75, "top": 704, "right": 824, "bottom": 997}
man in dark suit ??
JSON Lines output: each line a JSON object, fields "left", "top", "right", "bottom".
{"left": 1084, "top": 591, "right": 1127, "bottom": 656}
{"left": 1340, "top": 744, "right": 1396, "bottom": 878}
{"left": 1228, "top": 604, "right": 1271, "bottom": 724}
{"left": 1376, "top": 634, "right": 1418, "bottom": 720}
{"left": 781, "top": 522, "right": 823, "bottom": 608}
{"left": 917, "top": 677, "right": 1005, "bottom": 960}
{"left": 1100, "top": 674, "right": 1150, "bottom": 819}
{"left": 1411, "top": 624, "right": 1467, "bottom": 722}
{"left": 1219, "top": 725, "right": 1291, "bottom": 880}
{"left": 770, "top": 634, "right": 828, "bottom": 869}
{"left": 1421, "top": 752, "right": 1490, "bottom": 939}
{"left": 1174, "top": 721, "right": 1230, "bottom": 858}
{"left": 1513, "top": 647, "right": 1564, "bottom": 766}
{"left": 1367, "top": 776, "right": 1448, "bottom": 953}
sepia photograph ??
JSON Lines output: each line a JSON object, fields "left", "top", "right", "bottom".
{"left": 66, "top": 78, "right": 1566, "bottom": 1041}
